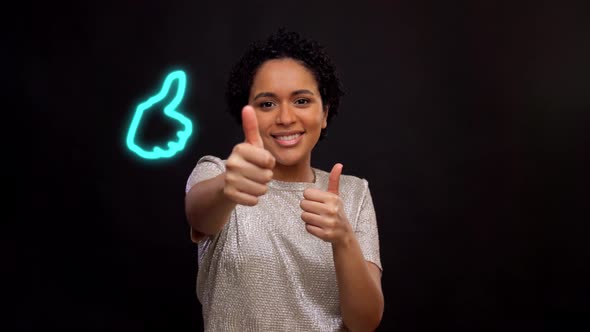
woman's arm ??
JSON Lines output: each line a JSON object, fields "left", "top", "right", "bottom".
{"left": 300, "top": 163, "right": 383, "bottom": 331}
{"left": 185, "top": 173, "right": 237, "bottom": 241}
{"left": 332, "top": 235, "right": 384, "bottom": 332}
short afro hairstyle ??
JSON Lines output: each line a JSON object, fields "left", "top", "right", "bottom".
{"left": 225, "top": 28, "right": 344, "bottom": 139}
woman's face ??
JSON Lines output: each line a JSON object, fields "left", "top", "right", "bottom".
{"left": 248, "top": 58, "right": 328, "bottom": 168}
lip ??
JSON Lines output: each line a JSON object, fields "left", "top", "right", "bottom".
{"left": 271, "top": 131, "right": 305, "bottom": 147}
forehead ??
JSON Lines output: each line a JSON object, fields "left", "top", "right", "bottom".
{"left": 251, "top": 58, "right": 318, "bottom": 93}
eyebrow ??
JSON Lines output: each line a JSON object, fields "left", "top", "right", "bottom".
{"left": 253, "top": 89, "right": 315, "bottom": 100}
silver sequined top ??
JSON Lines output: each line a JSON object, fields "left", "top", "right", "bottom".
{"left": 185, "top": 155, "right": 382, "bottom": 332}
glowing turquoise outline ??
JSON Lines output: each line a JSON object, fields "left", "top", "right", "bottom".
{"left": 126, "top": 70, "right": 193, "bottom": 159}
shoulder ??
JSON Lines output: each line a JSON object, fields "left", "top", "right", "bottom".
{"left": 185, "top": 155, "right": 227, "bottom": 193}
{"left": 340, "top": 173, "right": 369, "bottom": 193}
{"left": 313, "top": 167, "right": 369, "bottom": 197}
{"left": 195, "top": 155, "right": 227, "bottom": 171}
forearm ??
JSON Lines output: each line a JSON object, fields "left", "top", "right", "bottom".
{"left": 185, "top": 173, "right": 237, "bottom": 236}
{"left": 332, "top": 234, "right": 384, "bottom": 332}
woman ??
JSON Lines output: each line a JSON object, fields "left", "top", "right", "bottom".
{"left": 185, "top": 29, "right": 383, "bottom": 331}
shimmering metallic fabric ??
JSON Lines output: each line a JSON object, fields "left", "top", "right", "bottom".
{"left": 186, "top": 155, "right": 382, "bottom": 332}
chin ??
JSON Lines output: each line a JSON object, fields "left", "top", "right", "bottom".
{"left": 273, "top": 157, "right": 299, "bottom": 167}
{"left": 271, "top": 152, "right": 306, "bottom": 168}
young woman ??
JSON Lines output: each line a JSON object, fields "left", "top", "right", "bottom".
{"left": 185, "top": 29, "right": 383, "bottom": 331}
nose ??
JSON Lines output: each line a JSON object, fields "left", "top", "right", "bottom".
{"left": 275, "top": 104, "right": 296, "bottom": 125}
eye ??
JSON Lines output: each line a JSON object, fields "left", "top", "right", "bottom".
{"left": 294, "top": 98, "right": 310, "bottom": 105}
{"left": 259, "top": 101, "right": 275, "bottom": 109}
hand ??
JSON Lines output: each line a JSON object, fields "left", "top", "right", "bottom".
{"left": 300, "top": 163, "right": 353, "bottom": 245}
{"left": 223, "top": 106, "right": 275, "bottom": 206}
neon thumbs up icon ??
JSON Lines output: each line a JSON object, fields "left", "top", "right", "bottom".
{"left": 126, "top": 70, "right": 193, "bottom": 159}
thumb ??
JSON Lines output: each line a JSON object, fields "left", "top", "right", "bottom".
{"left": 328, "top": 163, "right": 343, "bottom": 195}
{"left": 161, "top": 70, "right": 186, "bottom": 111}
{"left": 241, "top": 106, "right": 263, "bottom": 148}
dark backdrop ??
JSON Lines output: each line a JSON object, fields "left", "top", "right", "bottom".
{"left": 21, "top": 0, "right": 589, "bottom": 331}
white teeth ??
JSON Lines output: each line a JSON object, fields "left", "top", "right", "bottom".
{"left": 276, "top": 133, "right": 301, "bottom": 141}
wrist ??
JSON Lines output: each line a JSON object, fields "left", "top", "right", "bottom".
{"left": 332, "top": 225, "right": 355, "bottom": 251}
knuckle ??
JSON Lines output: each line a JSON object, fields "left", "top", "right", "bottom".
{"left": 266, "top": 154, "right": 276, "bottom": 168}
{"left": 326, "top": 219, "right": 336, "bottom": 228}
{"left": 222, "top": 186, "right": 231, "bottom": 196}
{"left": 224, "top": 187, "right": 237, "bottom": 201}
{"left": 262, "top": 154, "right": 271, "bottom": 167}
{"left": 226, "top": 158, "right": 238, "bottom": 170}
{"left": 250, "top": 197, "right": 259, "bottom": 206}
{"left": 301, "top": 212, "right": 310, "bottom": 222}
{"left": 330, "top": 206, "right": 339, "bottom": 215}
{"left": 264, "top": 170, "right": 274, "bottom": 182}
{"left": 234, "top": 143, "right": 249, "bottom": 156}
{"left": 224, "top": 172, "right": 236, "bottom": 184}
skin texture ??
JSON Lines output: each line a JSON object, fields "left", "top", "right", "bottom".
{"left": 185, "top": 57, "right": 383, "bottom": 331}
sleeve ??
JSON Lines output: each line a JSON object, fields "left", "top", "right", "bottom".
{"left": 185, "top": 155, "right": 226, "bottom": 243}
{"left": 355, "top": 180, "right": 383, "bottom": 272}
{"left": 185, "top": 155, "right": 226, "bottom": 193}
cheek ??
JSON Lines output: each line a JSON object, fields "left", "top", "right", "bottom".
{"left": 255, "top": 114, "right": 273, "bottom": 131}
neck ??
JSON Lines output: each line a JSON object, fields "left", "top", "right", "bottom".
{"left": 272, "top": 162, "right": 315, "bottom": 183}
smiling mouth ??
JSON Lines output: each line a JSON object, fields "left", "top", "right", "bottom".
{"left": 271, "top": 132, "right": 304, "bottom": 146}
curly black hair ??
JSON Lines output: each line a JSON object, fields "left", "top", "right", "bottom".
{"left": 225, "top": 28, "right": 344, "bottom": 139}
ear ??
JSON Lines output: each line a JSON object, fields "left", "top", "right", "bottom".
{"left": 322, "top": 105, "right": 329, "bottom": 129}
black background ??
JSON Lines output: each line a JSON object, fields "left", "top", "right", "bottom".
{"left": 20, "top": 0, "right": 589, "bottom": 331}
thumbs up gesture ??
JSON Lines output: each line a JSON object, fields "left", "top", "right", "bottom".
{"left": 300, "top": 163, "right": 353, "bottom": 245}
{"left": 223, "top": 106, "right": 276, "bottom": 206}
{"left": 126, "top": 70, "right": 193, "bottom": 159}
